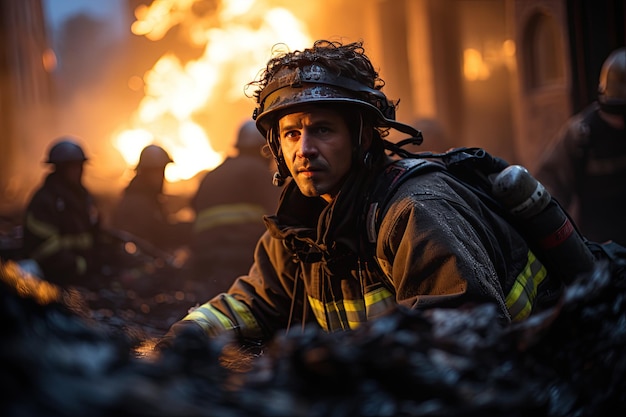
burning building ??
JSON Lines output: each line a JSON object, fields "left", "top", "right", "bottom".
{"left": 0, "top": 0, "right": 623, "bottom": 237}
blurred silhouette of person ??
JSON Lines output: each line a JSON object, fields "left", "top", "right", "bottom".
{"left": 22, "top": 137, "right": 101, "bottom": 286}
{"left": 188, "top": 120, "right": 280, "bottom": 298}
{"left": 111, "top": 145, "right": 192, "bottom": 255}
{"left": 535, "top": 47, "right": 626, "bottom": 246}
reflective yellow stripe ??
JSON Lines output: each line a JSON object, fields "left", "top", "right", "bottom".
{"left": 76, "top": 256, "right": 87, "bottom": 275}
{"left": 26, "top": 212, "right": 94, "bottom": 261}
{"left": 194, "top": 203, "right": 265, "bottom": 233}
{"left": 182, "top": 294, "right": 264, "bottom": 339}
{"left": 506, "top": 250, "right": 547, "bottom": 321}
{"left": 184, "top": 304, "right": 234, "bottom": 337}
{"left": 31, "top": 235, "right": 60, "bottom": 261}
{"left": 344, "top": 298, "right": 366, "bottom": 329}
{"left": 364, "top": 287, "right": 396, "bottom": 318}
{"left": 321, "top": 298, "right": 345, "bottom": 331}
{"left": 222, "top": 295, "right": 265, "bottom": 339}
{"left": 26, "top": 212, "right": 57, "bottom": 238}
{"left": 30, "top": 232, "right": 93, "bottom": 261}
{"left": 308, "top": 286, "right": 396, "bottom": 331}
{"left": 308, "top": 296, "right": 331, "bottom": 331}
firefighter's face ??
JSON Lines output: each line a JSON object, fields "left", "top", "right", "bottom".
{"left": 140, "top": 167, "right": 166, "bottom": 192}
{"left": 57, "top": 161, "right": 84, "bottom": 187}
{"left": 278, "top": 106, "right": 353, "bottom": 202}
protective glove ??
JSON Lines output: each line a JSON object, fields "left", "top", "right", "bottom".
{"left": 153, "top": 320, "right": 207, "bottom": 352}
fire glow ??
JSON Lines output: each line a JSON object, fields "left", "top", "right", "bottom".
{"left": 113, "top": 0, "right": 312, "bottom": 182}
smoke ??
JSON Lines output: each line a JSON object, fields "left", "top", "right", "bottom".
{"left": 4, "top": 0, "right": 357, "bottom": 223}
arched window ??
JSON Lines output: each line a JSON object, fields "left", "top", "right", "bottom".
{"left": 523, "top": 12, "right": 565, "bottom": 90}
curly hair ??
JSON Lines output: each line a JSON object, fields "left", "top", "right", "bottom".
{"left": 247, "top": 40, "right": 387, "bottom": 104}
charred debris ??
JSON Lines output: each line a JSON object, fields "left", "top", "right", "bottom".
{"left": 1, "top": 257, "right": 625, "bottom": 417}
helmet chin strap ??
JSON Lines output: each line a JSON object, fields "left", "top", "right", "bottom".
{"left": 356, "top": 114, "right": 373, "bottom": 169}
{"left": 358, "top": 114, "right": 363, "bottom": 148}
{"left": 268, "top": 126, "right": 289, "bottom": 187}
{"left": 272, "top": 171, "right": 286, "bottom": 187}
{"left": 267, "top": 112, "right": 424, "bottom": 187}
{"left": 355, "top": 113, "right": 364, "bottom": 159}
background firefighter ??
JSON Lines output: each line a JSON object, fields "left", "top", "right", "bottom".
{"left": 111, "top": 144, "right": 192, "bottom": 255}
{"left": 535, "top": 47, "right": 626, "bottom": 246}
{"left": 188, "top": 120, "right": 280, "bottom": 299}
{"left": 22, "top": 138, "right": 101, "bottom": 286}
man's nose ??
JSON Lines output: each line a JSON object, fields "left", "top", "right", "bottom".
{"left": 297, "top": 131, "right": 318, "bottom": 158}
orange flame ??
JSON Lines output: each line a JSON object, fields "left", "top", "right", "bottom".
{"left": 113, "top": 0, "right": 312, "bottom": 182}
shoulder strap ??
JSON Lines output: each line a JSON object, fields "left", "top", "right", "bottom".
{"left": 363, "top": 147, "right": 510, "bottom": 246}
{"left": 363, "top": 158, "right": 442, "bottom": 244}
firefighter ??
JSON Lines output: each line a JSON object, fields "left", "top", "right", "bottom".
{"left": 156, "top": 40, "right": 564, "bottom": 349}
{"left": 22, "top": 137, "right": 101, "bottom": 286}
{"left": 188, "top": 120, "right": 280, "bottom": 299}
{"left": 111, "top": 145, "right": 191, "bottom": 254}
{"left": 535, "top": 47, "right": 626, "bottom": 246}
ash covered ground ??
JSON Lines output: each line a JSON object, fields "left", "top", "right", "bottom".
{"left": 1, "top": 245, "right": 626, "bottom": 416}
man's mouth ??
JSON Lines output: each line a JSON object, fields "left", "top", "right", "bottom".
{"left": 297, "top": 166, "right": 322, "bottom": 178}
{"left": 297, "top": 164, "right": 321, "bottom": 172}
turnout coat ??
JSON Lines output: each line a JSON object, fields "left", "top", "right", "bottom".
{"left": 174, "top": 156, "right": 557, "bottom": 343}
{"left": 22, "top": 172, "right": 100, "bottom": 285}
{"left": 535, "top": 102, "right": 626, "bottom": 246}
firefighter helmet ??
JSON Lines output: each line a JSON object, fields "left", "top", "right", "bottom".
{"left": 45, "top": 138, "right": 88, "bottom": 164}
{"left": 250, "top": 41, "right": 422, "bottom": 185}
{"left": 252, "top": 63, "right": 418, "bottom": 139}
{"left": 598, "top": 47, "right": 626, "bottom": 113}
{"left": 235, "top": 120, "right": 266, "bottom": 152}
{"left": 136, "top": 145, "right": 173, "bottom": 170}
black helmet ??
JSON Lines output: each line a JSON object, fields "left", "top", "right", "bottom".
{"left": 250, "top": 41, "right": 423, "bottom": 186}
{"left": 45, "top": 138, "right": 88, "bottom": 164}
{"left": 235, "top": 120, "right": 266, "bottom": 152}
{"left": 136, "top": 145, "right": 173, "bottom": 170}
{"left": 253, "top": 63, "right": 419, "bottom": 139}
{"left": 598, "top": 47, "right": 626, "bottom": 114}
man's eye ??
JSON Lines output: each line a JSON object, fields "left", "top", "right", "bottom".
{"left": 283, "top": 131, "right": 299, "bottom": 139}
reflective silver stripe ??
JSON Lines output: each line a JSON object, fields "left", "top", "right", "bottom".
{"left": 344, "top": 298, "right": 366, "bottom": 329}
{"left": 308, "top": 296, "right": 345, "bottom": 331}
{"left": 308, "top": 286, "right": 396, "bottom": 331}
{"left": 506, "top": 250, "right": 547, "bottom": 321}
{"left": 364, "top": 287, "right": 396, "bottom": 318}
{"left": 193, "top": 203, "right": 265, "bottom": 233}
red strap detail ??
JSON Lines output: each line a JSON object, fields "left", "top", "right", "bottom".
{"left": 538, "top": 218, "right": 574, "bottom": 249}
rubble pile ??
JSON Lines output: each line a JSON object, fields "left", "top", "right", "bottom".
{"left": 246, "top": 260, "right": 626, "bottom": 416}
{"left": 1, "top": 258, "right": 625, "bottom": 416}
